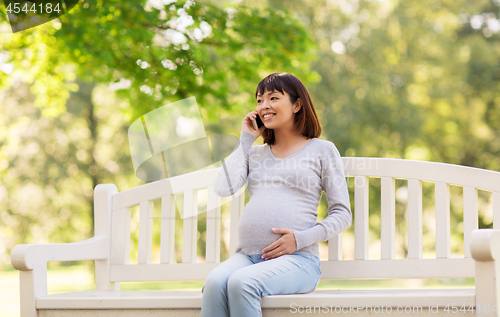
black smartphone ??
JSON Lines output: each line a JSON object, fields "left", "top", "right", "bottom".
{"left": 252, "top": 114, "right": 264, "bottom": 130}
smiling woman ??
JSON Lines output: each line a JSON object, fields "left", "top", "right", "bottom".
{"left": 254, "top": 73, "right": 322, "bottom": 147}
{"left": 201, "top": 72, "right": 352, "bottom": 317}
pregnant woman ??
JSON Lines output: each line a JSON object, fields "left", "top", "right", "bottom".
{"left": 201, "top": 72, "right": 352, "bottom": 317}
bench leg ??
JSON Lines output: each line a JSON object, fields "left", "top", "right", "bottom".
{"left": 19, "top": 262, "right": 47, "bottom": 317}
{"left": 471, "top": 229, "right": 500, "bottom": 317}
{"left": 475, "top": 260, "right": 500, "bottom": 317}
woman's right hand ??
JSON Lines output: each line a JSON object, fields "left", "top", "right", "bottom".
{"left": 242, "top": 110, "right": 266, "bottom": 139}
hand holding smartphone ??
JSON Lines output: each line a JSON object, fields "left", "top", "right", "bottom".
{"left": 252, "top": 113, "right": 264, "bottom": 130}
{"left": 242, "top": 110, "right": 265, "bottom": 139}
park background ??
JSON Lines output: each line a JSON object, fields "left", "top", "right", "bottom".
{"left": 1, "top": 0, "right": 500, "bottom": 315}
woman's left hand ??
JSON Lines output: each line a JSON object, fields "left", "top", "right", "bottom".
{"left": 261, "top": 228, "right": 297, "bottom": 260}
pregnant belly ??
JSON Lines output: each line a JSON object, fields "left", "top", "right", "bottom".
{"left": 237, "top": 206, "right": 291, "bottom": 251}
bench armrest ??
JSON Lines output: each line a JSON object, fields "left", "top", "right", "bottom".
{"left": 470, "top": 228, "right": 500, "bottom": 317}
{"left": 11, "top": 184, "right": 117, "bottom": 317}
{"left": 11, "top": 236, "right": 109, "bottom": 271}
{"left": 470, "top": 228, "right": 500, "bottom": 261}
{"left": 11, "top": 236, "right": 110, "bottom": 317}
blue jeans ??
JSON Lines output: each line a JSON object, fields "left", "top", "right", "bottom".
{"left": 201, "top": 251, "right": 321, "bottom": 317}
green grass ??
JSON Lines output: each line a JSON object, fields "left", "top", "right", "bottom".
{"left": 1, "top": 264, "right": 475, "bottom": 317}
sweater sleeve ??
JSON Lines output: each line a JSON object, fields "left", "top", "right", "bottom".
{"left": 213, "top": 130, "right": 257, "bottom": 197}
{"left": 292, "top": 142, "right": 352, "bottom": 251}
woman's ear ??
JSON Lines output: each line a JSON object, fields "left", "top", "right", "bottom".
{"left": 293, "top": 98, "right": 302, "bottom": 113}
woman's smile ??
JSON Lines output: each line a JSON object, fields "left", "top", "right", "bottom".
{"left": 263, "top": 113, "right": 276, "bottom": 121}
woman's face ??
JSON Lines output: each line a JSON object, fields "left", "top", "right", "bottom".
{"left": 256, "top": 89, "right": 300, "bottom": 131}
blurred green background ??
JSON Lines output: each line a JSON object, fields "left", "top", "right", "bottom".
{"left": 1, "top": 0, "right": 499, "bottom": 315}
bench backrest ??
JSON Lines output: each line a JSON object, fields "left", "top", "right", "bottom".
{"left": 100, "top": 157, "right": 500, "bottom": 283}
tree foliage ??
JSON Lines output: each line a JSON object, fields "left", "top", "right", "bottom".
{"left": 0, "top": 0, "right": 319, "bottom": 266}
{"left": 0, "top": 0, "right": 319, "bottom": 121}
{"left": 1, "top": 0, "right": 500, "bottom": 266}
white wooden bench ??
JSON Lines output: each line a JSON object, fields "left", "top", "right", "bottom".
{"left": 11, "top": 157, "right": 500, "bottom": 317}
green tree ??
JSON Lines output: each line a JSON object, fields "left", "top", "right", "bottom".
{"left": 0, "top": 0, "right": 319, "bottom": 120}
{"left": 0, "top": 0, "right": 319, "bottom": 266}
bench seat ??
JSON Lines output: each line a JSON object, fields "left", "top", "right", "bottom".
{"left": 37, "top": 288, "right": 476, "bottom": 313}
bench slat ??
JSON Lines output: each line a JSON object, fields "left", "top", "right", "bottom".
{"left": 381, "top": 177, "right": 395, "bottom": 260}
{"left": 206, "top": 186, "right": 221, "bottom": 263}
{"left": 112, "top": 169, "right": 218, "bottom": 211}
{"left": 229, "top": 188, "right": 244, "bottom": 257}
{"left": 343, "top": 157, "right": 500, "bottom": 192}
{"left": 138, "top": 201, "right": 154, "bottom": 264}
{"left": 354, "top": 176, "right": 369, "bottom": 260}
{"left": 328, "top": 233, "right": 342, "bottom": 261}
{"left": 182, "top": 189, "right": 198, "bottom": 263}
{"left": 160, "top": 195, "right": 176, "bottom": 264}
{"left": 110, "top": 208, "right": 131, "bottom": 265}
{"left": 463, "top": 186, "right": 478, "bottom": 258}
{"left": 407, "top": 179, "right": 422, "bottom": 259}
{"left": 319, "top": 258, "right": 474, "bottom": 279}
{"left": 494, "top": 191, "right": 500, "bottom": 229}
{"left": 108, "top": 258, "right": 475, "bottom": 282}
{"left": 435, "top": 182, "right": 450, "bottom": 259}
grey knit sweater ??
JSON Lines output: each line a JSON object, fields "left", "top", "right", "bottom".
{"left": 213, "top": 130, "right": 352, "bottom": 258}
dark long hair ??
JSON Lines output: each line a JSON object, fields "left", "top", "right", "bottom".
{"left": 255, "top": 72, "right": 322, "bottom": 145}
